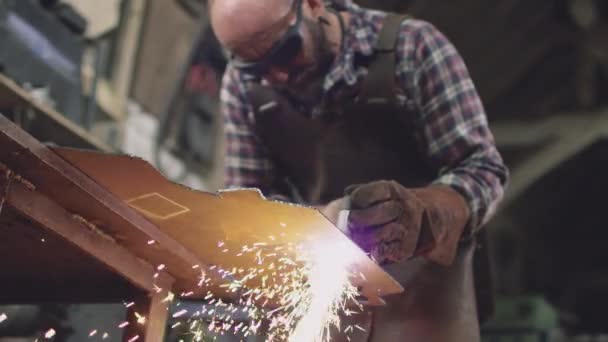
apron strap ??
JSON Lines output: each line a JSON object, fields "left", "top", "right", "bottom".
{"left": 357, "top": 13, "right": 411, "bottom": 105}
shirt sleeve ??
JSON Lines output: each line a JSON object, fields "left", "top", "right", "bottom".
{"left": 396, "top": 19, "right": 510, "bottom": 230}
{"left": 219, "top": 65, "right": 293, "bottom": 201}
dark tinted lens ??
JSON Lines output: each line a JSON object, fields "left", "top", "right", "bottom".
{"left": 239, "top": 61, "right": 268, "bottom": 75}
{"left": 270, "top": 34, "right": 302, "bottom": 67}
{"left": 232, "top": 34, "right": 301, "bottom": 76}
{"left": 231, "top": 0, "right": 303, "bottom": 76}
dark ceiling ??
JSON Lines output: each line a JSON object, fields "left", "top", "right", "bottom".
{"left": 355, "top": 0, "right": 606, "bottom": 121}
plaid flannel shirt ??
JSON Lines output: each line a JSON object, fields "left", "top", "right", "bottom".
{"left": 220, "top": 2, "right": 509, "bottom": 229}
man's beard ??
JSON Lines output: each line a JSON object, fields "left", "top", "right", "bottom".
{"left": 279, "top": 17, "right": 335, "bottom": 105}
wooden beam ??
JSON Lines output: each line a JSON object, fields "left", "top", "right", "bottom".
{"left": 501, "top": 132, "right": 595, "bottom": 206}
{"left": 112, "top": 0, "right": 148, "bottom": 103}
{"left": 80, "top": 68, "right": 126, "bottom": 122}
{"left": 131, "top": 0, "right": 199, "bottom": 116}
{"left": 62, "top": 0, "right": 122, "bottom": 38}
{"left": 79, "top": 0, "right": 148, "bottom": 122}
{"left": 76, "top": 0, "right": 146, "bottom": 122}
{"left": 491, "top": 110, "right": 608, "bottom": 148}
{"left": 491, "top": 120, "right": 556, "bottom": 148}
{"left": 0, "top": 74, "right": 113, "bottom": 152}
{"left": 499, "top": 109, "right": 608, "bottom": 207}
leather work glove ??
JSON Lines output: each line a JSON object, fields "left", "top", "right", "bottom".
{"left": 343, "top": 180, "right": 471, "bottom": 266}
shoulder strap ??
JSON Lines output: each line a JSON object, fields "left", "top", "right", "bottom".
{"left": 358, "top": 13, "right": 411, "bottom": 104}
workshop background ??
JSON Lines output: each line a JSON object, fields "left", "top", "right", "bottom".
{"left": 0, "top": 0, "right": 607, "bottom": 341}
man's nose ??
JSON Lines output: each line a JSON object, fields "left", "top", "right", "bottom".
{"left": 266, "top": 67, "right": 290, "bottom": 84}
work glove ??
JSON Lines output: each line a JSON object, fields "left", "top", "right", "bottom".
{"left": 342, "top": 180, "right": 471, "bottom": 266}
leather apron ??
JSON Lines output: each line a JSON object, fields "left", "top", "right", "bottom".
{"left": 248, "top": 14, "right": 483, "bottom": 342}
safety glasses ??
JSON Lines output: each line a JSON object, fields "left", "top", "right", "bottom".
{"left": 230, "top": 0, "right": 304, "bottom": 76}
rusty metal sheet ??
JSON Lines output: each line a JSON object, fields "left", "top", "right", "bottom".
{"left": 53, "top": 147, "right": 403, "bottom": 305}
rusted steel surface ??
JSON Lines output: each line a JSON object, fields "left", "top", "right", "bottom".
{"left": 0, "top": 200, "right": 140, "bottom": 304}
{"left": 0, "top": 113, "right": 402, "bottom": 305}
{"left": 0, "top": 174, "right": 173, "bottom": 299}
{"left": 54, "top": 147, "right": 403, "bottom": 305}
{"left": 0, "top": 114, "right": 206, "bottom": 291}
{"left": 0, "top": 119, "right": 177, "bottom": 341}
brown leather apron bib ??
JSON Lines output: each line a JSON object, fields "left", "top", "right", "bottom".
{"left": 248, "top": 14, "right": 483, "bottom": 342}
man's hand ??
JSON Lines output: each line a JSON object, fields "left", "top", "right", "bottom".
{"left": 344, "top": 180, "right": 471, "bottom": 266}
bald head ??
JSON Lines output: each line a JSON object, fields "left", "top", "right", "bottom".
{"left": 210, "top": 0, "right": 295, "bottom": 56}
